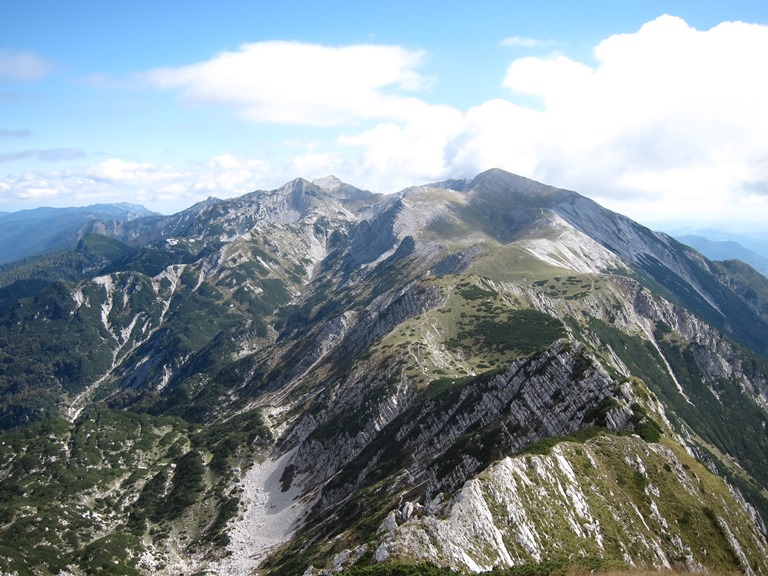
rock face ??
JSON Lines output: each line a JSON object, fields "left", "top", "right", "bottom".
{"left": 376, "top": 436, "right": 767, "bottom": 575}
{"left": 1, "top": 169, "right": 768, "bottom": 575}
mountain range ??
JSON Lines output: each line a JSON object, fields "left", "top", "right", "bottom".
{"left": 0, "top": 169, "right": 767, "bottom": 576}
{"left": 0, "top": 203, "right": 156, "bottom": 265}
{"left": 669, "top": 234, "right": 768, "bottom": 279}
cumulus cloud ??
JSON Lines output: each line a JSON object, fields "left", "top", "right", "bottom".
{"left": 0, "top": 49, "right": 52, "bottom": 81}
{"left": 142, "top": 41, "right": 430, "bottom": 126}
{"left": 338, "top": 104, "right": 464, "bottom": 188}
{"left": 495, "top": 15, "right": 768, "bottom": 218}
{"left": 338, "top": 15, "right": 768, "bottom": 222}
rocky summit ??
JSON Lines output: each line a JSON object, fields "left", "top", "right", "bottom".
{"left": 0, "top": 169, "right": 767, "bottom": 575}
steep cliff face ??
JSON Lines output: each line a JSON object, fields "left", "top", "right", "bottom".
{"left": 289, "top": 340, "right": 634, "bottom": 503}
{"left": 373, "top": 435, "right": 768, "bottom": 575}
{"left": 1, "top": 170, "right": 768, "bottom": 576}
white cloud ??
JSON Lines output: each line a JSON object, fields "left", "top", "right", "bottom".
{"left": 85, "top": 158, "right": 174, "bottom": 182}
{"left": 142, "top": 41, "right": 430, "bottom": 126}
{"left": 338, "top": 15, "right": 768, "bottom": 223}
{"left": 0, "top": 156, "right": 279, "bottom": 213}
{"left": 338, "top": 104, "right": 464, "bottom": 189}
{"left": 499, "top": 16, "right": 768, "bottom": 204}
{"left": 0, "top": 49, "right": 52, "bottom": 81}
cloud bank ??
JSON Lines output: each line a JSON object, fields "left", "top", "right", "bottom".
{"left": 0, "top": 156, "right": 273, "bottom": 213}
{"left": 340, "top": 15, "right": 768, "bottom": 221}
{"left": 498, "top": 15, "right": 768, "bottom": 215}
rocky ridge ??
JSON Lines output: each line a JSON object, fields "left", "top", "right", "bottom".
{"left": 373, "top": 435, "right": 766, "bottom": 574}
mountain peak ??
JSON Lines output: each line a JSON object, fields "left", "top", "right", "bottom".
{"left": 312, "top": 175, "right": 379, "bottom": 204}
{"left": 276, "top": 177, "right": 317, "bottom": 195}
{"left": 312, "top": 175, "right": 344, "bottom": 192}
{"left": 467, "top": 168, "right": 576, "bottom": 205}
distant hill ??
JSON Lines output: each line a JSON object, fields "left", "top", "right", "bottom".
{"left": 648, "top": 222, "right": 768, "bottom": 278}
{"left": 673, "top": 234, "right": 768, "bottom": 278}
{"left": 0, "top": 203, "right": 156, "bottom": 264}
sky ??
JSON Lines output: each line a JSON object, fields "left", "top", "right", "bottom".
{"left": 1, "top": 1, "right": 767, "bottom": 228}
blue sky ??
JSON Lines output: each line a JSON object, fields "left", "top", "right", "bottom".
{"left": 1, "top": 1, "right": 767, "bottom": 227}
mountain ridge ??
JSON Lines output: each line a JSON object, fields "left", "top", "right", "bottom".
{"left": 0, "top": 169, "right": 767, "bottom": 575}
